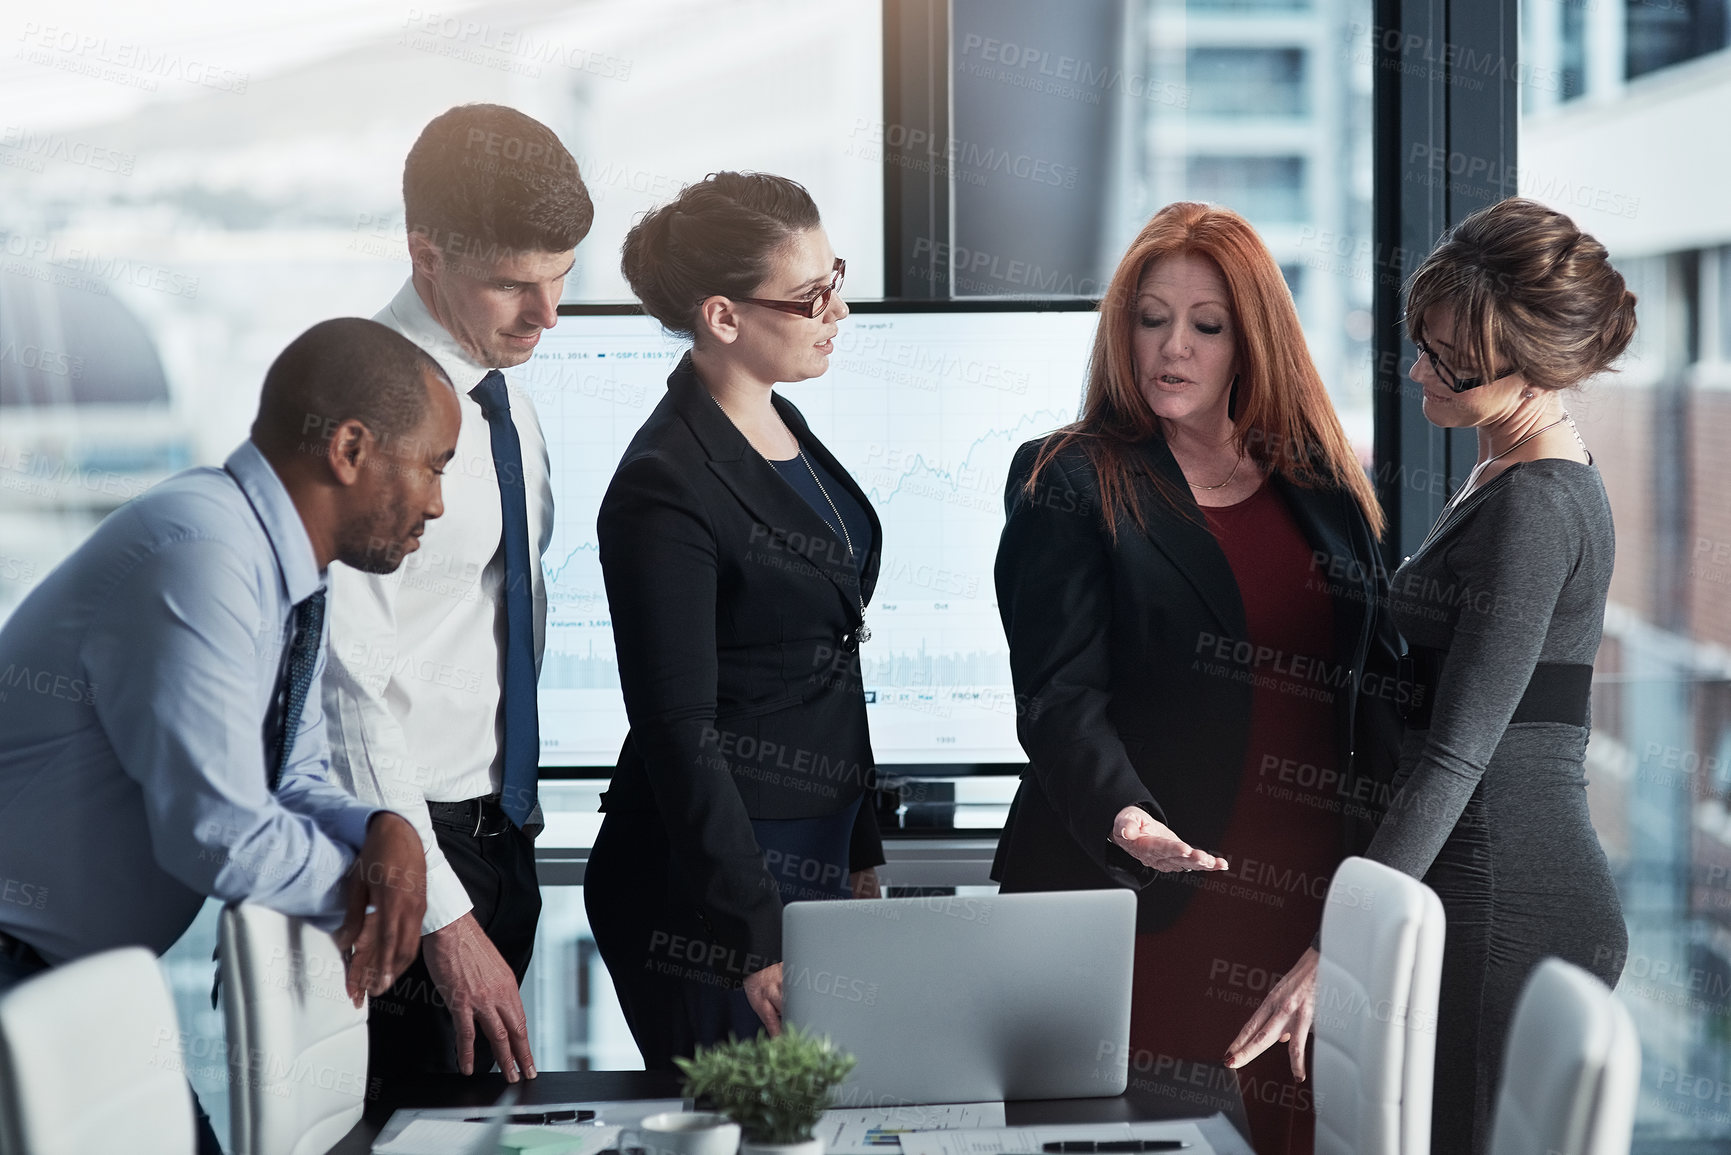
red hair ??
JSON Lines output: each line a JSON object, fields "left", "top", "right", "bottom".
{"left": 1029, "top": 201, "right": 1384, "bottom": 539}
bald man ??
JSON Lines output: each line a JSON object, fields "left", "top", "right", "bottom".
{"left": 0, "top": 317, "right": 459, "bottom": 1149}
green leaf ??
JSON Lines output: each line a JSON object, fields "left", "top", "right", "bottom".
{"left": 676, "top": 1025, "right": 858, "bottom": 1143}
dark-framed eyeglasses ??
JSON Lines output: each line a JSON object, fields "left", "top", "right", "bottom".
{"left": 1413, "top": 335, "right": 1521, "bottom": 393}
{"left": 735, "top": 258, "right": 845, "bottom": 319}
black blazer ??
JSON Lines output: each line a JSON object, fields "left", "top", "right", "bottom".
{"left": 594, "top": 354, "right": 884, "bottom": 961}
{"left": 992, "top": 435, "right": 1403, "bottom": 933}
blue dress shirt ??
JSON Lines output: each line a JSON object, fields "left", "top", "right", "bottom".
{"left": 0, "top": 441, "right": 384, "bottom": 964}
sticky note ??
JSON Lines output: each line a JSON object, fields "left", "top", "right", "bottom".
{"left": 499, "top": 1130, "right": 589, "bottom": 1153}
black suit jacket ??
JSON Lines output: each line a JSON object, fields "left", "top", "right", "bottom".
{"left": 992, "top": 435, "right": 1403, "bottom": 933}
{"left": 594, "top": 354, "right": 884, "bottom": 963}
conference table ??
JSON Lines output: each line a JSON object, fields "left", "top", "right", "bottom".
{"left": 332, "top": 838, "right": 1263, "bottom": 1153}
{"left": 325, "top": 1066, "right": 1257, "bottom": 1155}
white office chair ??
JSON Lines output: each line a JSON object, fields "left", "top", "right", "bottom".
{"left": 1312, "top": 856, "right": 1446, "bottom": 1155}
{"left": 1488, "top": 958, "right": 1640, "bottom": 1155}
{"left": 0, "top": 945, "right": 196, "bottom": 1155}
{"left": 219, "top": 903, "right": 369, "bottom": 1155}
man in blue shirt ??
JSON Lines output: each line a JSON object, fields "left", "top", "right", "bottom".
{"left": 0, "top": 317, "right": 460, "bottom": 1148}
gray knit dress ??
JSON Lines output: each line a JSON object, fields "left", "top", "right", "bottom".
{"left": 1369, "top": 457, "right": 1627, "bottom": 1155}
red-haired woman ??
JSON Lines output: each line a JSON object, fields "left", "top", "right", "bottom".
{"left": 992, "top": 201, "right": 1401, "bottom": 1154}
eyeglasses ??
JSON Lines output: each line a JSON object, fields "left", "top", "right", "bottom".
{"left": 1413, "top": 334, "right": 1520, "bottom": 393}
{"left": 735, "top": 258, "right": 845, "bottom": 319}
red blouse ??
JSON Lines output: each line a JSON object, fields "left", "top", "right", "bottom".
{"left": 1128, "top": 480, "right": 1344, "bottom": 1155}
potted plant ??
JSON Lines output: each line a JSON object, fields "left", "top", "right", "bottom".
{"left": 675, "top": 1025, "right": 857, "bottom": 1155}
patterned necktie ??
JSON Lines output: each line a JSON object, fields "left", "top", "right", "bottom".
{"left": 469, "top": 370, "right": 540, "bottom": 829}
{"left": 224, "top": 586, "right": 325, "bottom": 1008}
{"left": 266, "top": 588, "right": 325, "bottom": 792}
{"left": 223, "top": 587, "right": 326, "bottom": 1009}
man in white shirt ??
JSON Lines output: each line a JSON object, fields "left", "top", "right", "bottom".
{"left": 323, "top": 104, "right": 592, "bottom": 1084}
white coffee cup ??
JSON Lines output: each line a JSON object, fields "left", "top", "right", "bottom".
{"left": 618, "top": 1111, "right": 741, "bottom": 1155}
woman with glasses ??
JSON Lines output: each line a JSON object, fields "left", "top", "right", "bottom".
{"left": 584, "top": 172, "right": 882, "bottom": 1065}
{"left": 992, "top": 201, "right": 1402, "bottom": 1154}
{"left": 1225, "top": 197, "right": 1635, "bottom": 1155}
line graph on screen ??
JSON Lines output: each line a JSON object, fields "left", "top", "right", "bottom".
{"left": 523, "top": 306, "right": 1098, "bottom": 766}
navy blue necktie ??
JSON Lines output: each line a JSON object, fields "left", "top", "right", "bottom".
{"left": 266, "top": 588, "right": 325, "bottom": 792}
{"left": 470, "top": 371, "right": 540, "bottom": 829}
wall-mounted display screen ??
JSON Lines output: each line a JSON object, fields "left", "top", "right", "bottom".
{"left": 526, "top": 301, "right": 1099, "bottom": 770}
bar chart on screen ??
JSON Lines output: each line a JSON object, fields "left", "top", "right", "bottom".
{"left": 526, "top": 305, "right": 1098, "bottom": 768}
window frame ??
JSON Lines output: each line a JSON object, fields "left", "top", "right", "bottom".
{"left": 1371, "top": 0, "right": 1519, "bottom": 562}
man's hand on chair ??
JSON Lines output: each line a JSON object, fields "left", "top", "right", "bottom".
{"left": 334, "top": 812, "right": 427, "bottom": 1006}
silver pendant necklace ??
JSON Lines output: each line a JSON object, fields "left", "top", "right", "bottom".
{"left": 710, "top": 391, "right": 870, "bottom": 644}
{"left": 1479, "top": 411, "right": 1573, "bottom": 471}
{"left": 1419, "top": 410, "right": 1585, "bottom": 553}
{"left": 797, "top": 449, "right": 871, "bottom": 644}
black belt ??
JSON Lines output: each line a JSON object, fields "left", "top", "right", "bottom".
{"left": 0, "top": 927, "right": 48, "bottom": 974}
{"left": 1398, "top": 645, "right": 1592, "bottom": 730}
{"left": 427, "top": 793, "right": 515, "bottom": 837}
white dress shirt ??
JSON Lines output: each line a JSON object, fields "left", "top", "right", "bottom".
{"left": 323, "top": 279, "right": 554, "bottom": 933}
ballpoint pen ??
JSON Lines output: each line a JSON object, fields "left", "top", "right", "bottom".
{"left": 463, "top": 1109, "right": 597, "bottom": 1124}
{"left": 1041, "top": 1141, "right": 1188, "bottom": 1152}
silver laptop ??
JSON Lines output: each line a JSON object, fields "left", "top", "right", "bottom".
{"left": 783, "top": 888, "right": 1136, "bottom": 1105}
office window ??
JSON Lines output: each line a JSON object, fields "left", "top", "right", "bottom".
{"left": 551, "top": 8, "right": 884, "bottom": 303}
{"left": 1710, "top": 245, "right": 1731, "bottom": 363}
{"left": 945, "top": 0, "right": 1372, "bottom": 447}
{"left": 0, "top": 0, "right": 881, "bottom": 621}
{"left": 1627, "top": 0, "right": 1730, "bottom": 79}
{"left": 1524, "top": 0, "right": 1731, "bottom": 1144}
{"left": 1185, "top": 155, "right": 1307, "bottom": 221}
{"left": 1188, "top": 0, "right": 1313, "bottom": 12}
{"left": 1185, "top": 47, "right": 1310, "bottom": 116}
{"left": 1560, "top": 0, "right": 1589, "bottom": 101}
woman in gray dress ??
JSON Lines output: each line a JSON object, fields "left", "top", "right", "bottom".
{"left": 1222, "top": 197, "right": 1638, "bottom": 1155}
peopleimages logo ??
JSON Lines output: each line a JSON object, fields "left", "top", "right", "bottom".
{"left": 0, "top": 126, "right": 135, "bottom": 174}
{"left": 848, "top": 119, "right": 1081, "bottom": 189}
{"left": 15, "top": 23, "right": 249, "bottom": 93}
{"left": 956, "top": 33, "right": 1189, "bottom": 108}
{"left": 399, "top": 10, "right": 633, "bottom": 81}
{"left": 0, "top": 231, "right": 200, "bottom": 300}
{"left": 0, "top": 340, "right": 84, "bottom": 378}
{"left": 1404, "top": 145, "right": 1641, "bottom": 219}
